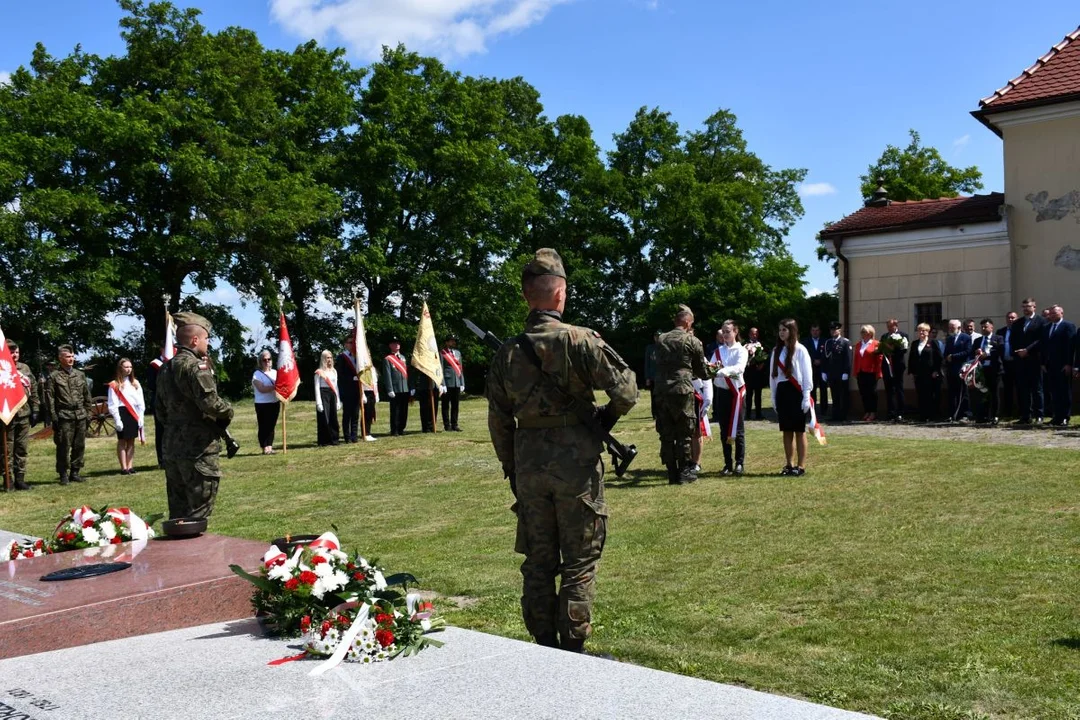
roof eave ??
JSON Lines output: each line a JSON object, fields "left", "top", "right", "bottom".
{"left": 973, "top": 91, "right": 1080, "bottom": 137}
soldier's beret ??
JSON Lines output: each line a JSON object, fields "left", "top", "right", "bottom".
{"left": 172, "top": 312, "right": 212, "bottom": 335}
{"left": 676, "top": 304, "right": 694, "bottom": 317}
{"left": 522, "top": 248, "right": 566, "bottom": 279}
{"left": 829, "top": 321, "right": 843, "bottom": 330}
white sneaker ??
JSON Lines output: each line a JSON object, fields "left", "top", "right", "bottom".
{"left": 364, "top": 435, "right": 377, "bottom": 442}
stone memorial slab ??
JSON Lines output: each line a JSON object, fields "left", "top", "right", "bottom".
{"left": 0, "top": 533, "right": 266, "bottom": 659}
{"left": 0, "top": 620, "right": 882, "bottom": 719}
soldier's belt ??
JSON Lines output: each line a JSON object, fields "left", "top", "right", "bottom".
{"left": 515, "top": 414, "right": 581, "bottom": 429}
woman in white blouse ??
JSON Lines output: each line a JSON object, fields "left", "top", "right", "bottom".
{"left": 251, "top": 350, "right": 279, "bottom": 454}
{"left": 712, "top": 320, "right": 749, "bottom": 475}
{"left": 107, "top": 358, "right": 145, "bottom": 476}
{"left": 315, "top": 349, "right": 341, "bottom": 446}
{"left": 768, "top": 318, "right": 813, "bottom": 476}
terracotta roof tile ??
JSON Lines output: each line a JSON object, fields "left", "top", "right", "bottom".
{"left": 980, "top": 27, "right": 1080, "bottom": 110}
{"left": 819, "top": 193, "right": 1004, "bottom": 240}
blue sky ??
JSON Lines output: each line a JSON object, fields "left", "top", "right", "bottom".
{"left": 1, "top": 0, "right": 1073, "bottom": 342}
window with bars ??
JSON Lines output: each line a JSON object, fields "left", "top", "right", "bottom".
{"left": 914, "top": 302, "right": 943, "bottom": 329}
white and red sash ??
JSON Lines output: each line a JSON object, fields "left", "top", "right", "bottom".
{"left": 316, "top": 370, "right": 338, "bottom": 398}
{"left": 776, "top": 358, "right": 827, "bottom": 446}
{"left": 694, "top": 390, "right": 712, "bottom": 439}
{"left": 720, "top": 373, "right": 744, "bottom": 445}
{"left": 385, "top": 353, "right": 408, "bottom": 378}
{"left": 109, "top": 380, "right": 145, "bottom": 444}
{"left": 441, "top": 349, "right": 462, "bottom": 380}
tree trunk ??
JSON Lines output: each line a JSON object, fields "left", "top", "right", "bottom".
{"left": 139, "top": 278, "right": 183, "bottom": 361}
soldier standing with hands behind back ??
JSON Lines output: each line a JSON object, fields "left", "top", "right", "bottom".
{"left": 654, "top": 305, "right": 710, "bottom": 485}
{"left": 487, "top": 248, "right": 637, "bottom": 655}
{"left": 157, "top": 313, "right": 233, "bottom": 520}
{"left": 46, "top": 345, "right": 92, "bottom": 485}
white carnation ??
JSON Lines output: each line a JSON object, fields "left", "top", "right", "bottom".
{"left": 81, "top": 527, "right": 101, "bottom": 544}
{"left": 311, "top": 579, "right": 327, "bottom": 600}
{"left": 266, "top": 564, "right": 291, "bottom": 582}
{"left": 314, "top": 562, "right": 335, "bottom": 579}
{"left": 100, "top": 522, "right": 116, "bottom": 540}
{"left": 332, "top": 570, "right": 349, "bottom": 588}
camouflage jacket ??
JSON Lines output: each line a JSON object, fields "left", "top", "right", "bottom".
{"left": 10, "top": 361, "right": 39, "bottom": 421}
{"left": 46, "top": 367, "right": 93, "bottom": 421}
{"left": 487, "top": 310, "right": 638, "bottom": 475}
{"left": 159, "top": 347, "right": 233, "bottom": 467}
{"left": 654, "top": 328, "right": 708, "bottom": 395}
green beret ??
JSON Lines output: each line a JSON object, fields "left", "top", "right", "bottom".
{"left": 172, "top": 312, "right": 212, "bottom": 335}
{"left": 522, "top": 248, "right": 566, "bottom": 279}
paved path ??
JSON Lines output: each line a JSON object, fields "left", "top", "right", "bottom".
{"left": 817, "top": 418, "right": 1080, "bottom": 449}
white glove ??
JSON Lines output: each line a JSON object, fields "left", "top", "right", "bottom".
{"left": 439, "top": 385, "right": 447, "bottom": 394}
{"left": 361, "top": 394, "right": 366, "bottom": 404}
{"left": 410, "top": 389, "right": 415, "bottom": 397}
{"left": 316, "top": 404, "right": 323, "bottom": 413}
{"left": 138, "top": 420, "right": 144, "bottom": 430}
{"left": 821, "top": 373, "right": 827, "bottom": 382}
{"left": 841, "top": 373, "right": 848, "bottom": 381}
{"left": 115, "top": 420, "right": 124, "bottom": 432}
{"left": 388, "top": 391, "right": 396, "bottom": 398}
{"left": 801, "top": 397, "right": 811, "bottom": 413}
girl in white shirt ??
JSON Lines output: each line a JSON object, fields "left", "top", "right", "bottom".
{"left": 315, "top": 350, "right": 341, "bottom": 446}
{"left": 107, "top": 358, "right": 146, "bottom": 476}
{"left": 712, "top": 320, "right": 749, "bottom": 475}
{"left": 769, "top": 318, "right": 813, "bottom": 476}
{"left": 252, "top": 351, "right": 279, "bottom": 454}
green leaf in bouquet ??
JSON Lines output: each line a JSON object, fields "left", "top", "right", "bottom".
{"left": 229, "top": 564, "right": 276, "bottom": 593}
{"left": 143, "top": 512, "right": 165, "bottom": 529}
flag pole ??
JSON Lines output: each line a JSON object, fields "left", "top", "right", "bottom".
{"left": 281, "top": 401, "right": 288, "bottom": 455}
{"left": 2, "top": 429, "right": 10, "bottom": 492}
{"left": 359, "top": 378, "right": 367, "bottom": 439}
{"left": 431, "top": 388, "right": 437, "bottom": 433}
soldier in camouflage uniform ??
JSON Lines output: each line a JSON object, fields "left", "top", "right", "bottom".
{"left": 45, "top": 345, "right": 92, "bottom": 485}
{"left": 157, "top": 313, "right": 233, "bottom": 520}
{"left": 654, "top": 305, "right": 710, "bottom": 485}
{"left": 487, "top": 248, "right": 638, "bottom": 653}
{"left": 2, "top": 340, "right": 39, "bottom": 491}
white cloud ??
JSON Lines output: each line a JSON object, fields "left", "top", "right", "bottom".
{"left": 953, "top": 134, "right": 970, "bottom": 149}
{"left": 798, "top": 182, "right": 837, "bottom": 198}
{"left": 0, "top": 71, "right": 10, "bottom": 86}
{"left": 269, "top": 0, "right": 570, "bottom": 61}
{"left": 807, "top": 287, "right": 826, "bottom": 297}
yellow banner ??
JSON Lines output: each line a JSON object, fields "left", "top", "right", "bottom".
{"left": 411, "top": 301, "right": 443, "bottom": 385}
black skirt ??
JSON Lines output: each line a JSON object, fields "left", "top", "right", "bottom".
{"left": 117, "top": 407, "right": 139, "bottom": 440}
{"left": 775, "top": 381, "right": 807, "bottom": 433}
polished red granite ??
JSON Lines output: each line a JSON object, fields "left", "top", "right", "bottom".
{"left": 0, "top": 533, "right": 266, "bottom": 659}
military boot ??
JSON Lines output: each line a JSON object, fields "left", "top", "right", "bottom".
{"left": 679, "top": 464, "right": 698, "bottom": 484}
{"left": 69, "top": 472, "right": 86, "bottom": 483}
{"left": 59, "top": 474, "right": 70, "bottom": 486}
{"left": 666, "top": 464, "right": 682, "bottom": 485}
{"left": 560, "top": 636, "right": 585, "bottom": 653}
{"left": 535, "top": 631, "right": 559, "bottom": 648}
{"left": 13, "top": 476, "right": 31, "bottom": 491}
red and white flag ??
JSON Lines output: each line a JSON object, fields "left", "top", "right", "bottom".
{"left": 150, "top": 313, "right": 176, "bottom": 370}
{"left": 0, "top": 323, "right": 27, "bottom": 425}
{"left": 274, "top": 312, "right": 301, "bottom": 402}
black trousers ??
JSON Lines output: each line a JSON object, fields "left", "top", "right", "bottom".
{"left": 857, "top": 372, "right": 879, "bottom": 415}
{"left": 418, "top": 388, "right": 440, "bottom": 432}
{"left": 714, "top": 387, "right": 745, "bottom": 468}
{"left": 254, "top": 401, "right": 280, "bottom": 448}
{"left": 882, "top": 365, "right": 905, "bottom": 417}
{"left": 745, "top": 379, "right": 764, "bottom": 417}
{"left": 973, "top": 369, "right": 999, "bottom": 421}
{"left": 316, "top": 389, "right": 339, "bottom": 445}
{"left": 389, "top": 395, "right": 410, "bottom": 435}
{"left": 946, "top": 369, "right": 968, "bottom": 419}
{"left": 1016, "top": 357, "right": 1043, "bottom": 421}
{"left": 441, "top": 387, "right": 461, "bottom": 429}
{"left": 341, "top": 392, "right": 360, "bottom": 442}
{"left": 1000, "top": 360, "right": 1016, "bottom": 417}
{"left": 811, "top": 369, "right": 828, "bottom": 412}
{"left": 827, "top": 377, "right": 849, "bottom": 421}
{"left": 154, "top": 413, "right": 165, "bottom": 466}
{"left": 914, "top": 375, "right": 939, "bottom": 421}
{"left": 363, "top": 391, "right": 376, "bottom": 436}
{"left": 1046, "top": 366, "right": 1073, "bottom": 423}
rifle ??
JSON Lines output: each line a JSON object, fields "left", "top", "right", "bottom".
{"left": 465, "top": 318, "right": 638, "bottom": 477}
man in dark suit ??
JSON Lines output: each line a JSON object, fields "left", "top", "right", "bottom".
{"left": 823, "top": 321, "right": 851, "bottom": 422}
{"left": 801, "top": 323, "right": 828, "bottom": 414}
{"left": 943, "top": 319, "right": 972, "bottom": 420}
{"left": 970, "top": 318, "right": 1003, "bottom": 423}
{"left": 996, "top": 312, "right": 1018, "bottom": 418}
{"left": 1013, "top": 297, "right": 1047, "bottom": 424}
{"left": 1041, "top": 304, "right": 1076, "bottom": 426}
{"left": 879, "top": 318, "right": 908, "bottom": 420}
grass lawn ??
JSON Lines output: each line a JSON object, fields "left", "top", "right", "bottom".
{"left": 2, "top": 394, "right": 1078, "bottom": 720}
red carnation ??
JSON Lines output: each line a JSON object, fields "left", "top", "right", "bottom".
{"left": 23, "top": 550, "right": 33, "bottom": 558}
{"left": 300, "top": 616, "right": 311, "bottom": 633}
{"left": 111, "top": 537, "right": 122, "bottom": 545}
{"left": 337, "top": 614, "right": 350, "bottom": 627}
{"left": 284, "top": 578, "right": 300, "bottom": 591}
{"left": 320, "top": 621, "right": 332, "bottom": 637}
{"left": 311, "top": 555, "right": 327, "bottom": 565}
{"left": 65, "top": 533, "right": 77, "bottom": 542}
{"left": 34, "top": 540, "right": 44, "bottom": 549}
{"left": 419, "top": 601, "right": 434, "bottom": 613}
{"left": 352, "top": 572, "right": 366, "bottom": 582}
{"left": 346, "top": 562, "right": 356, "bottom": 570}
{"left": 82, "top": 519, "right": 95, "bottom": 529}
{"left": 375, "top": 629, "right": 395, "bottom": 648}
{"left": 298, "top": 571, "right": 318, "bottom": 585}
{"left": 375, "top": 613, "right": 393, "bottom": 626}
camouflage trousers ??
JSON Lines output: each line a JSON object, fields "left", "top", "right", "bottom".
{"left": 2, "top": 420, "right": 29, "bottom": 482}
{"left": 514, "top": 459, "right": 608, "bottom": 642}
{"left": 165, "top": 458, "right": 220, "bottom": 520}
{"left": 654, "top": 392, "right": 696, "bottom": 467}
{"left": 53, "top": 419, "right": 86, "bottom": 478}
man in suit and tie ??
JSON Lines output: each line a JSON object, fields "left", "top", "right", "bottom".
{"left": 970, "top": 318, "right": 1003, "bottom": 424}
{"left": 1013, "top": 297, "right": 1047, "bottom": 424}
{"left": 996, "top": 312, "right": 1018, "bottom": 418}
{"left": 823, "top": 321, "right": 852, "bottom": 422}
{"left": 943, "top": 319, "right": 972, "bottom": 420}
{"left": 879, "top": 318, "right": 908, "bottom": 420}
{"left": 1041, "top": 304, "right": 1076, "bottom": 427}
{"left": 801, "top": 323, "right": 828, "bottom": 415}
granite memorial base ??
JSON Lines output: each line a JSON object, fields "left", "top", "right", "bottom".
{"left": 0, "top": 533, "right": 267, "bottom": 660}
{"left": 0, "top": 619, "right": 882, "bottom": 720}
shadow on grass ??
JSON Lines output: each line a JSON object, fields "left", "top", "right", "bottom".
{"left": 606, "top": 470, "right": 668, "bottom": 489}
{"left": 1051, "top": 636, "right": 1080, "bottom": 650}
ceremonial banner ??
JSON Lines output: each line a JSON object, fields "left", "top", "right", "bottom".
{"left": 274, "top": 312, "right": 301, "bottom": 402}
{"left": 149, "top": 312, "right": 176, "bottom": 370}
{"left": 0, "top": 324, "right": 27, "bottom": 425}
{"left": 353, "top": 299, "right": 373, "bottom": 373}
{"left": 411, "top": 301, "right": 443, "bottom": 385}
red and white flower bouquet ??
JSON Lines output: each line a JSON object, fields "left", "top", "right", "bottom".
{"left": 301, "top": 593, "right": 444, "bottom": 666}
{"left": 4, "top": 537, "right": 52, "bottom": 561}
{"left": 51, "top": 506, "right": 157, "bottom": 552}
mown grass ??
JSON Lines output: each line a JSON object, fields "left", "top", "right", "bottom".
{"left": 2, "top": 395, "right": 1079, "bottom": 720}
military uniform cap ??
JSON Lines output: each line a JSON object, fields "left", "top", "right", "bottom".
{"left": 172, "top": 312, "right": 212, "bottom": 334}
{"left": 388, "top": 336, "right": 402, "bottom": 345}
{"left": 446, "top": 334, "right": 458, "bottom": 342}
{"left": 676, "top": 304, "right": 693, "bottom": 316}
{"left": 829, "top": 321, "right": 843, "bottom": 330}
{"left": 522, "top": 248, "right": 566, "bottom": 279}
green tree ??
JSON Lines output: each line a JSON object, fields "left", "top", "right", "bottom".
{"left": 860, "top": 129, "right": 983, "bottom": 202}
